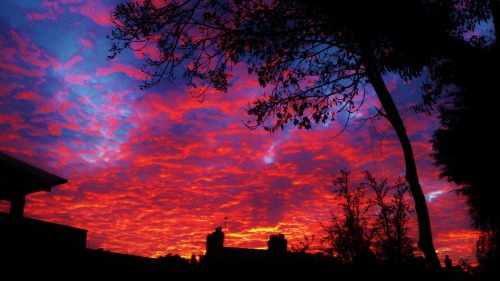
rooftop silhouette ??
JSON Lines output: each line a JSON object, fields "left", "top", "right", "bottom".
{"left": 0, "top": 150, "right": 67, "bottom": 218}
{"left": 0, "top": 151, "right": 470, "bottom": 280}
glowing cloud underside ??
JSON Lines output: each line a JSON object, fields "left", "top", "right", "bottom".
{"left": 0, "top": 0, "right": 481, "bottom": 265}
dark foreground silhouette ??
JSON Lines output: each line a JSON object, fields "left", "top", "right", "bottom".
{"left": 0, "top": 217, "right": 469, "bottom": 281}
{"left": 0, "top": 151, "right": 475, "bottom": 280}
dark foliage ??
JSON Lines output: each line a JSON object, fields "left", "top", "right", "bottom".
{"left": 430, "top": 27, "right": 499, "bottom": 281}
{"left": 320, "top": 170, "right": 415, "bottom": 267}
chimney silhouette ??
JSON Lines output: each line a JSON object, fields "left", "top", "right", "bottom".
{"left": 267, "top": 233, "right": 287, "bottom": 255}
{"left": 206, "top": 227, "right": 224, "bottom": 256}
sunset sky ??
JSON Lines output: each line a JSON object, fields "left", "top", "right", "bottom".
{"left": 0, "top": 0, "right": 482, "bottom": 265}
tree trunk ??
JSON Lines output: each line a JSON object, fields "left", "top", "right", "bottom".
{"left": 360, "top": 44, "right": 441, "bottom": 270}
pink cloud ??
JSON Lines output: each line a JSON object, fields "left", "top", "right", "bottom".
{"left": 14, "top": 90, "right": 40, "bottom": 100}
{"left": 77, "top": 95, "right": 93, "bottom": 106}
{"left": 0, "top": 115, "right": 25, "bottom": 131}
{"left": 65, "top": 73, "right": 91, "bottom": 85}
{"left": 0, "top": 82, "right": 20, "bottom": 97}
{"left": 69, "top": 2, "right": 114, "bottom": 27}
{"left": 1, "top": 47, "right": 19, "bottom": 63}
{"left": 131, "top": 43, "right": 160, "bottom": 61}
{"left": 97, "top": 63, "right": 146, "bottom": 80}
{"left": 79, "top": 38, "right": 93, "bottom": 50}
{"left": 10, "top": 31, "right": 51, "bottom": 69}
{"left": 25, "top": 1, "right": 66, "bottom": 21}
{"left": 26, "top": 11, "right": 58, "bottom": 21}
{"left": 62, "top": 55, "right": 84, "bottom": 71}
{"left": 0, "top": 61, "right": 47, "bottom": 77}
{"left": 54, "top": 95, "right": 77, "bottom": 116}
{"left": 48, "top": 123, "right": 63, "bottom": 135}
{"left": 59, "top": 0, "right": 86, "bottom": 4}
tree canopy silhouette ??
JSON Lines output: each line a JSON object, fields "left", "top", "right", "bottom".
{"left": 430, "top": 2, "right": 498, "bottom": 276}
{"left": 320, "top": 170, "right": 415, "bottom": 267}
{"left": 107, "top": 0, "right": 492, "bottom": 269}
{"left": 320, "top": 169, "right": 374, "bottom": 265}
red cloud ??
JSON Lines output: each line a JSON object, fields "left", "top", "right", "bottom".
{"left": 14, "top": 91, "right": 40, "bottom": 100}
{"left": 79, "top": 38, "right": 94, "bottom": 50}
{"left": 97, "top": 63, "right": 146, "bottom": 80}
{"left": 69, "top": 2, "right": 115, "bottom": 27}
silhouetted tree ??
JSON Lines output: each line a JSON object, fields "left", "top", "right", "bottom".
{"left": 320, "top": 170, "right": 415, "bottom": 267}
{"left": 427, "top": 2, "right": 499, "bottom": 277}
{"left": 320, "top": 170, "right": 375, "bottom": 265}
{"left": 364, "top": 170, "right": 416, "bottom": 267}
{"left": 290, "top": 234, "right": 315, "bottom": 254}
{"left": 431, "top": 49, "right": 500, "bottom": 279}
{"left": 107, "top": 0, "right": 491, "bottom": 269}
{"left": 189, "top": 253, "right": 198, "bottom": 264}
{"left": 431, "top": 53, "right": 500, "bottom": 278}
{"left": 475, "top": 229, "right": 499, "bottom": 279}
